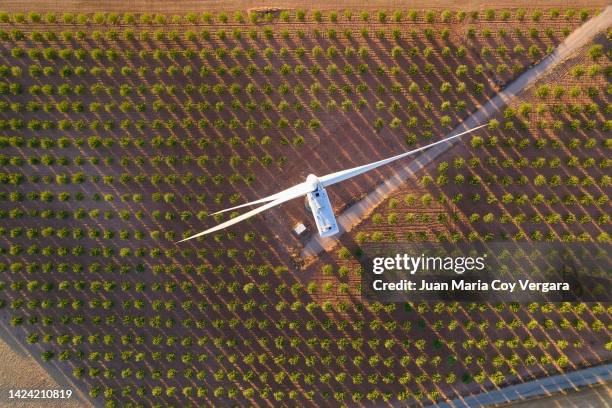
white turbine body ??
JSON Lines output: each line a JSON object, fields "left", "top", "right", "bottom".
{"left": 179, "top": 124, "right": 486, "bottom": 242}
{"left": 305, "top": 174, "right": 339, "bottom": 237}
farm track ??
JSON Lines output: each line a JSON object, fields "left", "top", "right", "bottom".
{"left": 301, "top": 5, "right": 612, "bottom": 259}
{"left": 0, "top": 0, "right": 609, "bottom": 13}
{"left": 0, "top": 15, "right": 580, "bottom": 29}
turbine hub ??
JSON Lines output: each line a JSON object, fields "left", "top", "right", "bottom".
{"left": 306, "top": 174, "right": 319, "bottom": 191}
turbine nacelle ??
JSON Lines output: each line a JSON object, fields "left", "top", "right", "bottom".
{"left": 178, "top": 124, "right": 487, "bottom": 243}
{"left": 304, "top": 175, "right": 339, "bottom": 237}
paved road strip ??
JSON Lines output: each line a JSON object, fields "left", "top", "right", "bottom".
{"left": 433, "top": 363, "right": 612, "bottom": 408}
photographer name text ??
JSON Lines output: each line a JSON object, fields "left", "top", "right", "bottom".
{"left": 372, "top": 279, "right": 570, "bottom": 293}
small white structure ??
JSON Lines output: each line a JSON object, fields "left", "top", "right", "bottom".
{"left": 293, "top": 223, "right": 307, "bottom": 236}
{"left": 179, "top": 124, "right": 486, "bottom": 242}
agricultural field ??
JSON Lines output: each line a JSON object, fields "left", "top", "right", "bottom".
{"left": 0, "top": 7, "right": 609, "bottom": 408}
{"left": 353, "top": 35, "right": 610, "bottom": 246}
{"left": 323, "top": 30, "right": 611, "bottom": 402}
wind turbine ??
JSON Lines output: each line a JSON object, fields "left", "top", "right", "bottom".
{"left": 179, "top": 124, "right": 486, "bottom": 242}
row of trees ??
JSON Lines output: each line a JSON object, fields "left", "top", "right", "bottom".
{"left": 4, "top": 151, "right": 604, "bottom": 169}
{"left": 0, "top": 133, "right": 605, "bottom": 158}
{"left": 2, "top": 42, "right": 551, "bottom": 62}
{"left": 356, "top": 229, "right": 609, "bottom": 244}
{"left": 1, "top": 166, "right": 608, "bottom": 187}
{"left": 3, "top": 205, "right": 606, "bottom": 242}
{"left": 4, "top": 80, "right": 603, "bottom": 103}
{"left": 1, "top": 117, "right": 608, "bottom": 134}
{"left": 2, "top": 79, "right": 488, "bottom": 97}
{"left": 0, "top": 24, "right": 570, "bottom": 43}
{"left": 1, "top": 170, "right": 608, "bottom": 192}
{"left": 3, "top": 226, "right": 609, "bottom": 247}
{"left": 3, "top": 144, "right": 607, "bottom": 164}
{"left": 0, "top": 9, "right": 593, "bottom": 26}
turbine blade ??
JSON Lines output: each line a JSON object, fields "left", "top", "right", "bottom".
{"left": 319, "top": 124, "right": 486, "bottom": 188}
{"left": 178, "top": 184, "right": 311, "bottom": 242}
{"left": 211, "top": 182, "right": 312, "bottom": 215}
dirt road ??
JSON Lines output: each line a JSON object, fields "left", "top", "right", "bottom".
{"left": 1, "top": 0, "right": 609, "bottom": 13}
